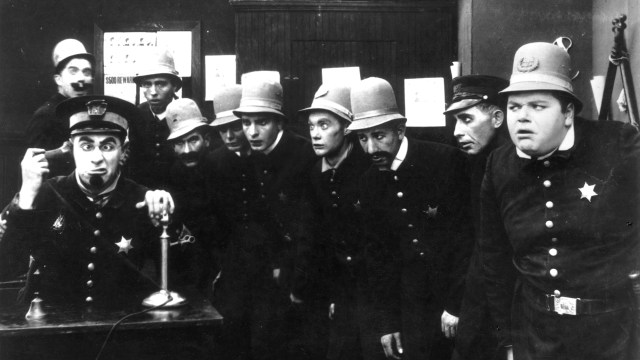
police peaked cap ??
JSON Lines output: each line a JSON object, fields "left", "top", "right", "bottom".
{"left": 56, "top": 95, "right": 138, "bottom": 136}
{"left": 444, "top": 75, "right": 509, "bottom": 115}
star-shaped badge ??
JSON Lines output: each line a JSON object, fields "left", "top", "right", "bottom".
{"left": 115, "top": 237, "right": 133, "bottom": 254}
{"left": 579, "top": 182, "right": 598, "bottom": 202}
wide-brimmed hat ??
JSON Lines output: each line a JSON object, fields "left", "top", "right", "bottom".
{"left": 210, "top": 85, "right": 243, "bottom": 127}
{"left": 52, "top": 39, "right": 95, "bottom": 73}
{"left": 133, "top": 48, "right": 182, "bottom": 91}
{"left": 165, "top": 98, "right": 208, "bottom": 140}
{"left": 56, "top": 95, "right": 136, "bottom": 136}
{"left": 500, "top": 42, "right": 582, "bottom": 113}
{"left": 233, "top": 72, "right": 285, "bottom": 118}
{"left": 444, "top": 75, "right": 509, "bottom": 115}
{"left": 347, "top": 77, "right": 405, "bottom": 131}
{"left": 298, "top": 84, "right": 353, "bottom": 123}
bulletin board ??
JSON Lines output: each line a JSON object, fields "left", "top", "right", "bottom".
{"left": 93, "top": 21, "right": 202, "bottom": 105}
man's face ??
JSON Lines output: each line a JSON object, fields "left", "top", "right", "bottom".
{"left": 453, "top": 106, "right": 502, "bottom": 155}
{"left": 241, "top": 113, "right": 282, "bottom": 152}
{"left": 72, "top": 133, "right": 124, "bottom": 193}
{"left": 308, "top": 111, "right": 347, "bottom": 158}
{"left": 507, "top": 92, "right": 573, "bottom": 157}
{"left": 55, "top": 58, "right": 93, "bottom": 98}
{"left": 218, "top": 120, "right": 250, "bottom": 153}
{"left": 356, "top": 122, "right": 405, "bottom": 170}
{"left": 172, "top": 130, "right": 210, "bottom": 168}
{"left": 141, "top": 76, "right": 177, "bottom": 114}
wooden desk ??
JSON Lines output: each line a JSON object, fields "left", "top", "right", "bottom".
{"left": 0, "top": 290, "right": 223, "bottom": 359}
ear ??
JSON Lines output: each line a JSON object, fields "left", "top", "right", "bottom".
{"left": 564, "top": 103, "right": 575, "bottom": 127}
{"left": 204, "top": 133, "right": 211, "bottom": 148}
{"left": 396, "top": 122, "right": 407, "bottom": 140}
{"left": 492, "top": 110, "right": 505, "bottom": 128}
{"left": 276, "top": 117, "right": 284, "bottom": 131}
{"left": 54, "top": 74, "right": 63, "bottom": 87}
{"left": 120, "top": 140, "right": 130, "bottom": 161}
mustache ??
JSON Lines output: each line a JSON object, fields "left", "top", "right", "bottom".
{"left": 71, "top": 82, "right": 93, "bottom": 91}
{"left": 369, "top": 151, "right": 393, "bottom": 161}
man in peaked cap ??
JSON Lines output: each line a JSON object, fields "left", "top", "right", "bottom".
{"left": 233, "top": 72, "right": 317, "bottom": 359}
{"left": 128, "top": 48, "right": 182, "bottom": 189}
{"left": 163, "top": 98, "right": 223, "bottom": 295}
{"left": 25, "top": 38, "right": 95, "bottom": 176}
{"left": 298, "top": 83, "right": 374, "bottom": 360}
{"left": 480, "top": 42, "right": 640, "bottom": 360}
{"left": 348, "top": 77, "right": 473, "bottom": 360}
{"left": 444, "top": 75, "right": 509, "bottom": 360}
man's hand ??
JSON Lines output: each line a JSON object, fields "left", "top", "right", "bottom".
{"left": 18, "top": 149, "right": 49, "bottom": 210}
{"left": 135, "top": 190, "right": 175, "bottom": 226}
{"left": 441, "top": 310, "right": 459, "bottom": 338}
{"left": 328, "top": 303, "right": 335, "bottom": 319}
{"left": 381, "top": 332, "right": 403, "bottom": 359}
{"left": 290, "top": 293, "right": 303, "bottom": 304}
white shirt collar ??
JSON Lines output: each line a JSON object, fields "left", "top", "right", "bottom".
{"left": 150, "top": 101, "right": 170, "bottom": 120}
{"left": 322, "top": 142, "right": 353, "bottom": 172}
{"left": 390, "top": 137, "right": 409, "bottom": 171}
{"left": 516, "top": 123, "right": 575, "bottom": 160}
{"left": 264, "top": 130, "right": 284, "bottom": 155}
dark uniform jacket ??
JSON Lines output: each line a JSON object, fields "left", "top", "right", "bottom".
{"left": 128, "top": 102, "right": 174, "bottom": 189}
{"left": 359, "top": 138, "right": 473, "bottom": 341}
{"left": 252, "top": 130, "right": 317, "bottom": 290}
{"left": 0, "top": 174, "right": 161, "bottom": 307}
{"left": 25, "top": 93, "right": 74, "bottom": 176}
{"left": 167, "top": 157, "right": 224, "bottom": 293}
{"left": 480, "top": 118, "right": 640, "bottom": 346}
{"left": 307, "top": 142, "right": 370, "bottom": 305}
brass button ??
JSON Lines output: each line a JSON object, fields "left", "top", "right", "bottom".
{"left": 549, "top": 248, "right": 558, "bottom": 256}
{"left": 412, "top": 239, "right": 418, "bottom": 244}
{"left": 93, "top": 230, "right": 101, "bottom": 237}
{"left": 549, "top": 268, "right": 558, "bottom": 277}
{"left": 546, "top": 201, "right": 553, "bottom": 209}
{"left": 332, "top": 204, "right": 338, "bottom": 208}
{"left": 551, "top": 237, "right": 559, "bottom": 243}
{"left": 408, "top": 224, "right": 414, "bottom": 229}
{"left": 86, "top": 296, "right": 93, "bottom": 303}
{"left": 346, "top": 256, "right": 352, "bottom": 262}
{"left": 401, "top": 208, "right": 407, "bottom": 214}
{"left": 263, "top": 170, "right": 268, "bottom": 174}
{"left": 87, "top": 280, "right": 93, "bottom": 287}
{"left": 543, "top": 180, "right": 551, "bottom": 188}
{"left": 331, "top": 191, "right": 337, "bottom": 196}
{"left": 90, "top": 247, "right": 97, "bottom": 254}
{"left": 545, "top": 220, "right": 554, "bottom": 229}
{"left": 242, "top": 188, "right": 247, "bottom": 192}
{"left": 87, "top": 263, "right": 95, "bottom": 271}
{"left": 419, "top": 252, "right": 425, "bottom": 257}
{"left": 95, "top": 212, "right": 103, "bottom": 219}
{"left": 543, "top": 160, "right": 550, "bottom": 168}
{"left": 393, "top": 175, "right": 399, "bottom": 181}
{"left": 554, "top": 289, "right": 561, "bottom": 297}
{"left": 397, "top": 192, "right": 404, "bottom": 198}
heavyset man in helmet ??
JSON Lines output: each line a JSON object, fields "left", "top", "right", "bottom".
{"left": 298, "top": 83, "right": 375, "bottom": 359}
{"left": 348, "top": 77, "right": 473, "bottom": 360}
{"left": 25, "top": 38, "right": 95, "bottom": 176}
{"left": 480, "top": 42, "right": 640, "bottom": 359}
{"left": 129, "top": 49, "right": 183, "bottom": 189}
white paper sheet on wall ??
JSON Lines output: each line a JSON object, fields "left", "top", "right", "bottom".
{"left": 157, "top": 31, "right": 192, "bottom": 77}
{"left": 404, "top": 78, "right": 446, "bottom": 127}
{"left": 205, "top": 55, "right": 237, "bottom": 101}
{"left": 241, "top": 70, "right": 281, "bottom": 84}
{"left": 321, "top": 67, "right": 361, "bottom": 86}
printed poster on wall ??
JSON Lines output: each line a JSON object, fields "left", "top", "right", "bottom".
{"left": 404, "top": 78, "right": 446, "bottom": 127}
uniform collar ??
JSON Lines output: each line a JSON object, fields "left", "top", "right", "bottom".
{"left": 264, "top": 129, "right": 284, "bottom": 155}
{"left": 390, "top": 136, "right": 409, "bottom": 171}
{"left": 322, "top": 142, "right": 353, "bottom": 172}
{"left": 75, "top": 171, "right": 121, "bottom": 205}
{"left": 516, "top": 122, "right": 575, "bottom": 160}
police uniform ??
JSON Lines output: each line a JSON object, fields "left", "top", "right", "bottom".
{"left": 444, "top": 75, "right": 510, "bottom": 360}
{"left": 348, "top": 77, "right": 473, "bottom": 360}
{"left": 480, "top": 42, "right": 640, "bottom": 360}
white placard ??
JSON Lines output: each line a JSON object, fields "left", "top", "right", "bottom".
{"left": 104, "top": 32, "right": 157, "bottom": 103}
{"left": 404, "top": 78, "right": 446, "bottom": 127}
{"left": 241, "top": 70, "right": 281, "bottom": 84}
{"left": 157, "top": 31, "right": 192, "bottom": 77}
{"left": 205, "top": 55, "right": 237, "bottom": 101}
{"left": 321, "top": 67, "right": 361, "bottom": 86}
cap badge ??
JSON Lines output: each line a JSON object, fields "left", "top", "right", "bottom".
{"left": 517, "top": 57, "right": 539, "bottom": 73}
{"left": 86, "top": 100, "right": 108, "bottom": 118}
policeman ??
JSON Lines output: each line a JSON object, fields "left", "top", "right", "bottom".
{"left": 480, "top": 42, "right": 640, "bottom": 360}
{"left": 299, "top": 83, "right": 373, "bottom": 360}
{"left": 348, "top": 77, "right": 473, "bottom": 360}
{"left": 210, "top": 84, "right": 250, "bottom": 156}
{"left": 129, "top": 48, "right": 182, "bottom": 188}
{"left": 0, "top": 95, "right": 174, "bottom": 307}
{"left": 443, "top": 75, "right": 509, "bottom": 360}
{"left": 164, "top": 98, "right": 221, "bottom": 294}
{"left": 25, "top": 38, "right": 94, "bottom": 175}
{"left": 233, "top": 72, "right": 318, "bottom": 359}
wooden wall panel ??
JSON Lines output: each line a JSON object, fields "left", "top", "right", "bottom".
{"left": 232, "top": 1, "right": 457, "bottom": 139}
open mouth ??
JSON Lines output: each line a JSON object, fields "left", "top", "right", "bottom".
{"left": 249, "top": 141, "right": 263, "bottom": 147}
{"left": 312, "top": 144, "right": 324, "bottom": 149}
